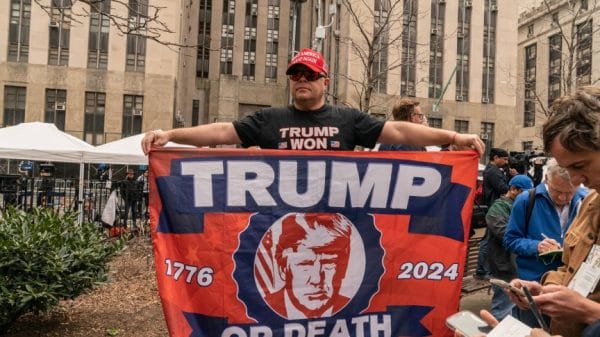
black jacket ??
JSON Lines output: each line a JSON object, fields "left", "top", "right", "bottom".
{"left": 120, "top": 178, "right": 141, "bottom": 201}
{"left": 483, "top": 163, "right": 509, "bottom": 207}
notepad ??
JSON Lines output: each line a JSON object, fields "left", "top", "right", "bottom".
{"left": 539, "top": 248, "right": 563, "bottom": 258}
{"left": 487, "top": 315, "right": 532, "bottom": 337}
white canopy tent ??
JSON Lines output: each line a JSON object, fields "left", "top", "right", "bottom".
{"left": 85, "top": 132, "right": 191, "bottom": 165}
{"left": 0, "top": 122, "right": 96, "bottom": 162}
{"left": 0, "top": 122, "right": 97, "bottom": 222}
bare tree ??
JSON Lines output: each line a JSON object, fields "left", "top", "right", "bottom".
{"left": 33, "top": 0, "right": 194, "bottom": 48}
{"left": 524, "top": 0, "right": 599, "bottom": 118}
{"left": 337, "top": 0, "right": 430, "bottom": 113}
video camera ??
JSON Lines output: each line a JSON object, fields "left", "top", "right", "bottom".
{"left": 508, "top": 151, "right": 545, "bottom": 174}
{"left": 509, "top": 151, "right": 548, "bottom": 186}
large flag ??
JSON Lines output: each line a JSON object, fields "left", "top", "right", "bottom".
{"left": 149, "top": 148, "right": 478, "bottom": 337}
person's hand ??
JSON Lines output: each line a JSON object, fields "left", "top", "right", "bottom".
{"left": 537, "top": 238, "right": 561, "bottom": 253}
{"left": 527, "top": 328, "right": 561, "bottom": 337}
{"left": 451, "top": 133, "right": 486, "bottom": 157}
{"left": 452, "top": 310, "right": 498, "bottom": 337}
{"left": 141, "top": 130, "right": 169, "bottom": 154}
{"left": 535, "top": 285, "right": 600, "bottom": 324}
{"left": 508, "top": 279, "right": 541, "bottom": 309}
{"left": 508, "top": 168, "right": 518, "bottom": 176}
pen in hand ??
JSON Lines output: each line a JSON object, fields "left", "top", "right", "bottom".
{"left": 540, "top": 233, "right": 561, "bottom": 249}
{"left": 522, "top": 286, "right": 549, "bottom": 331}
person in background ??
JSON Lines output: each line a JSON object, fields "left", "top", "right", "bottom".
{"left": 120, "top": 169, "right": 141, "bottom": 230}
{"left": 504, "top": 159, "right": 587, "bottom": 328}
{"left": 474, "top": 148, "right": 517, "bottom": 280}
{"left": 141, "top": 48, "right": 485, "bottom": 156}
{"left": 483, "top": 148, "right": 516, "bottom": 207}
{"left": 506, "top": 86, "right": 600, "bottom": 337}
{"left": 137, "top": 169, "right": 149, "bottom": 220}
{"left": 486, "top": 174, "right": 533, "bottom": 321}
{"left": 378, "top": 98, "right": 427, "bottom": 151}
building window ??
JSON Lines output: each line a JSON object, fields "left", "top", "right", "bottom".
{"left": 126, "top": 0, "right": 147, "bottom": 72}
{"left": 401, "top": 0, "right": 417, "bottom": 97}
{"left": 220, "top": 0, "right": 235, "bottom": 75}
{"left": 372, "top": 0, "right": 390, "bottom": 93}
{"left": 551, "top": 12, "right": 559, "bottom": 26}
{"left": 456, "top": 0, "right": 471, "bottom": 101}
{"left": 8, "top": 0, "right": 31, "bottom": 63}
{"left": 524, "top": 44, "right": 536, "bottom": 127}
{"left": 576, "top": 20, "right": 592, "bottom": 86}
{"left": 482, "top": 0, "right": 497, "bottom": 104}
{"left": 481, "top": 122, "right": 495, "bottom": 149}
{"left": 243, "top": 0, "right": 258, "bottom": 81}
{"left": 192, "top": 100, "right": 200, "bottom": 126}
{"left": 44, "top": 89, "right": 67, "bottom": 131}
{"left": 48, "top": 0, "right": 71, "bottom": 66}
{"left": 454, "top": 119, "right": 469, "bottom": 133}
{"left": 197, "top": 0, "right": 211, "bottom": 78}
{"left": 3, "top": 86, "right": 26, "bottom": 126}
{"left": 88, "top": 0, "right": 110, "bottom": 69}
{"left": 265, "top": 0, "right": 280, "bottom": 82}
{"left": 522, "top": 141, "right": 533, "bottom": 151}
{"left": 548, "top": 34, "right": 562, "bottom": 106}
{"left": 428, "top": 117, "right": 442, "bottom": 129}
{"left": 84, "top": 92, "right": 105, "bottom": 145}
{"left": 122, "top": 95, "right": 143, "bottom": 137}
{"left": 428, "top": 0, "right": 445, "bottom": 99}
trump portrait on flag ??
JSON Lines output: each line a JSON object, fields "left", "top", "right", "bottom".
{"left": 257, "top": 213, "right": 362, "bottom": 319}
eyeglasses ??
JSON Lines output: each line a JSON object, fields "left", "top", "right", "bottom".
{"left": 288, "top": 71, "right": 325, "bottom": 82}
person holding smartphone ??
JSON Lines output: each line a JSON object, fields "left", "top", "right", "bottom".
{"left": 503, "top": 159, "right": 588, "bottom": 328}
{"left": 505, "top": 86, "right": 600, "bottom": 337}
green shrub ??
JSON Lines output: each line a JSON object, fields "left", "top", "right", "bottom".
{"left": 0, "top": 207, "right": 123, "bottom": 331}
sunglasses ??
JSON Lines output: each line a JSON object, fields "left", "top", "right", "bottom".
{"left": 288, "top": 71, "right": 325, "bottom": 82}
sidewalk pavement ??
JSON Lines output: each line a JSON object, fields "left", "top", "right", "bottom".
{"left": 460, "top": 286, "right": 492, "bottom": 313}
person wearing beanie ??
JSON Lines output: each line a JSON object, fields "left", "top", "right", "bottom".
{"left": 475, "top": 147, "right": 517, "bottom": 280}
{"left": 142, "top": 48, "right": 484, "bottom": 155}
{"left": 485, "top": 174, "right": 533, "bottom": 321}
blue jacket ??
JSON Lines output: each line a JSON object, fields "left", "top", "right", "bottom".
{"left": 504, "top": 183, "right": 588, "bottom": 281}
{"left": 583, "top": 320, "right": 600, "bottom": 337}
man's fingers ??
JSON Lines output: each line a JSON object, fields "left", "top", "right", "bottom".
{"left": 141, "top": 131, "right": 157, "bottom": 155}
{"left": 479, "top": 309, "right": 499, "bottom": 327}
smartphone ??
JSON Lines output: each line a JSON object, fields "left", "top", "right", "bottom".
{"left": 489, "top": 278, "right": 526, "bottom": 297}
{"left": 446, "top": 310, "right": 493, "bottom": 337}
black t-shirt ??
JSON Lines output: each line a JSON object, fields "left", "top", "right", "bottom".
{"left": 232, "top": 104, "right": 385, "bottom": 150}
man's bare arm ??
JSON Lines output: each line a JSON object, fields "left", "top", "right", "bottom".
{"left": 141, "top": 123, "right": 241, "bottom": 154}
{"left": 378, "top": 121, "right": 485, "bottom": 156}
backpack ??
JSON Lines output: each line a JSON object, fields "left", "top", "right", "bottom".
{"left": 525, "top": 188, "right": 536, "bottom": 231}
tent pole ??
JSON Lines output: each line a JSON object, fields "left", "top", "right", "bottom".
{"left": 78, "top": 161, "right": 84, "bottom": 224}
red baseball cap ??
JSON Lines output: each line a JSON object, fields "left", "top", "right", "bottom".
{"left": 286, "top": 48, "right": 329, "bottom": 76}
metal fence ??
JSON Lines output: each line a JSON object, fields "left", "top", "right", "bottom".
{"left": 0, "top": 176, "right": 148, "bottom": 228}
